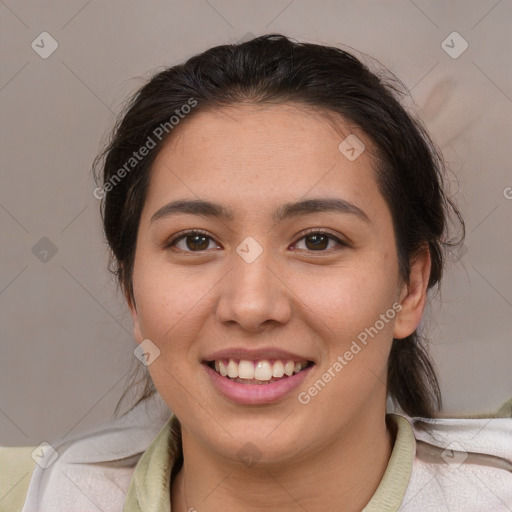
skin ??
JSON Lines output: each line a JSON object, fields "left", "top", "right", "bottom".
{"left": 127, "top": 103, "right": 431, "bottom": 511}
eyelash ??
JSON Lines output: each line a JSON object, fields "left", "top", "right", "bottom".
{"left": 164, "top": 228, "right": 347, "bottom": 253}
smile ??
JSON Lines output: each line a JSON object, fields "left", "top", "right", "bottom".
{"left": 207, "top": 358, "right": 312, "bottom": 384}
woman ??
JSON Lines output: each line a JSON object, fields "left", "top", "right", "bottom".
{"left": 1, "top": 34, "right": 511, "bottom": 512}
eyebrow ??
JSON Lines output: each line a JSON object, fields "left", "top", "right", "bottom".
{"left": 150, "top": 197, "right": 370, "bottom": 225}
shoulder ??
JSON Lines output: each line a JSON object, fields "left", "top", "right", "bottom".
{"left": 399, "top": 412, "right": 512, "bottom": 511}
{"left": 1, "top": 393, "right": 172, "bottom": 512}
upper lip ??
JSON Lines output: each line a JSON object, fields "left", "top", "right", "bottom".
{"left": 203, "top": 347, "right": 314, "bottom": 363}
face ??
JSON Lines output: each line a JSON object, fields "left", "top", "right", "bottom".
{"left": 128, "top": 103, "right": 424, "bottom": 465}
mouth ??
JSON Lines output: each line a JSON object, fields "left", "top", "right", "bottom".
{"left": 205, "top": 358, "right": 315, "bottom": 385}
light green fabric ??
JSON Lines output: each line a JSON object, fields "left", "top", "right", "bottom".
{"left": 0, "top": 446, "right": 37, "bottom": 512}
{"left": 124, "top": 413, "right": 416, "bottom": 512}
{"left": 123, "top": 416, "right": 181, "bottom": 512}
{"left": 362, "top": 414, "right": 416, "bottom": 511}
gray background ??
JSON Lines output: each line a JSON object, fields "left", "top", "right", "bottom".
{"left": 1, "top": 0, "right": 511, "bottom": 446}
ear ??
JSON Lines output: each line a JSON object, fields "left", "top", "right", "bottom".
{"left": 393, "top": 245, "right": 431, "bottom": 339}
{"left": 125, "top": 286, "right": 144, "bottom": 344}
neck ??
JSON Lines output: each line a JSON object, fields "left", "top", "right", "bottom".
{"left": 171, "top": 406, "right": 394, "bottom": 512}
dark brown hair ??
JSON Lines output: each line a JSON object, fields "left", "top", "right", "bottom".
{"left": 93, "top": 34, "right": 464, "bottom": 419}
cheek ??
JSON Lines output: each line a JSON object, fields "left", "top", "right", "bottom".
{"left": 131, "top": 257, "right": 213, "bottom": 356}
{"left": 296, "top": 266, "right": 397, "bottom": 409}
{"left": 131, "top": 261, "right": 212, "bottom": 409}
{"left": 134, "top": 247, "right": 214, "bottom": 313}
{"left": 289, "top": 255, "right": 399, "bottom": 343}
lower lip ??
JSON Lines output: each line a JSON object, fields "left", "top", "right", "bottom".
{"left": 204, "top": 364, "right": 313, "bottom": 405}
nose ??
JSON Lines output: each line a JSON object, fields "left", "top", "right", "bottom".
{"left": 216, "top": 244, "right": 292, "bottom": 333}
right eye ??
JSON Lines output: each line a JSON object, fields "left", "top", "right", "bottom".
{"left": 165, "top": 230, "right": 221, "bottom": 252}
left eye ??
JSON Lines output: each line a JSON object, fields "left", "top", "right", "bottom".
{"left": 293, "top": 231, "right": 344, "bottom": 251}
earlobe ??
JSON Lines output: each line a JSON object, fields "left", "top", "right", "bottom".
{"left": 393, "top": 245, "right": 431, "bottom": 340}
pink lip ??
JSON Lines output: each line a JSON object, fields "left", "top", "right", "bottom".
{"left": 203, "top": 347, "right": 312, "bottom": 363}
{"left": 204, "top": 363, "right": 313, "bottom": 405}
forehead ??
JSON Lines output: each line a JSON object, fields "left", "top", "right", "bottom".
{"left": 144, "top": 103, "right": 385, "bottom": 222}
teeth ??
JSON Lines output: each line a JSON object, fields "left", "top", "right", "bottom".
{"left": 219, "top": 360, "right": 228, "bottom": 377}
{"left": 227, "top": 359, "right": 238, "bottom": 378}
{"left": 212, "top": 358, "right": 309, "bottom": 382}
{"left": 272, "top": 360, "right": 284, "bottom": 378}
{"left": 238, "top": 360, "right": 255, "bottom": 379}
{"left": 254, "top": 360, "right": 272, "bottom": 381}
{"left": 284, "top": 361, "right": 295, "bottom": 376}
{"left": 294, "top": 362, "right": 307, "bottom": 374}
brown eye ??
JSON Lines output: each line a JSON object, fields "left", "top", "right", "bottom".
{"left": 293, "top": 231, "right": 345, "bottom": 252}
{"left": 184, "top": 234, "right": 210, "bottom": 251}
{"left": 166, "top": 230, "right": 219, "bottom": 252}
{"left": 305, "top": 233, "right": 329, "bottom": 250}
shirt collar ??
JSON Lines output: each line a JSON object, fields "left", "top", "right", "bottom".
{"left": 124, "top": 413, "right": 416, "bottom": 512}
